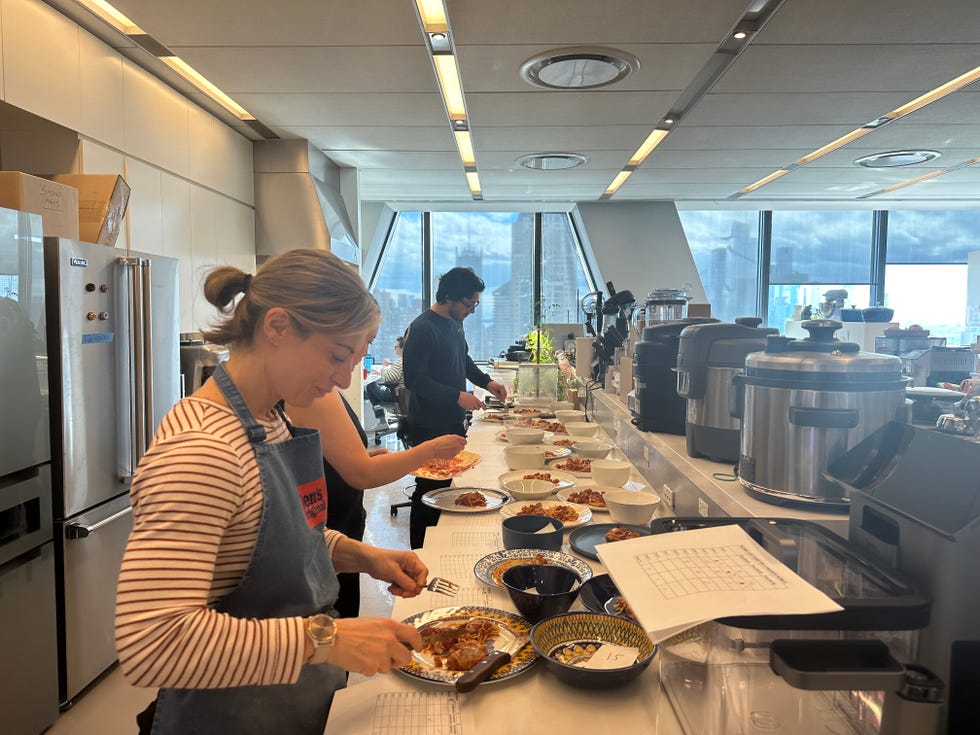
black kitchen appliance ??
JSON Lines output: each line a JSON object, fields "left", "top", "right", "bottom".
{"left": 825, "top": 422, "right": 980, "bottom": 734}
{"left": 631, "top": 317, "right": 717, "bottom": 434}
{"left": 676, "top": 317, "right": 777, "bottom": 462}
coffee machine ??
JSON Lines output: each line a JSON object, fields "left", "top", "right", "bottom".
{"left": 179, "top": 333, "right": 229, "bottom": 397}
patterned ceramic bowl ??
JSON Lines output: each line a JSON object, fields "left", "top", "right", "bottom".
{"left": 530, "top": 611, "right": 657, "bottom": 689}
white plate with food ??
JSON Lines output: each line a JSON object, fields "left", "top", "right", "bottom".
{"left": 544, "top": 435, "right": 578, "bottom": 449}
{"left": 478, "top": 410, "right": 511, "bottom": 422}
{"left": 542, "top": 445, "right": 573, "bottom": 460}
{"left": 556, "top": 486, "right": 609, "bottom": 511}
{"left": 549, "top": 455, "right": 594, "bottom": 476}
{"left": 497, "top": 470, "right": 576, "bottom": 492}
{"left": 420, "top": 487, "right": 509, "bottom": 512}
{"left": 499, "top": 500, "right": 592, "bottom": 528}
{"left": 473, "top": 549, "right": 594, "bottom": 589}
{"left": 398, "top": 606, "right": 537, "bottom": 685}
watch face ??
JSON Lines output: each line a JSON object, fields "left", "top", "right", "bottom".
{"left": 308, "top": 614, "right": 336, "bottom": 645}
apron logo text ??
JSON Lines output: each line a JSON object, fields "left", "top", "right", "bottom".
{"left": 297, "top": 477, "right": 327, "bottom": 528}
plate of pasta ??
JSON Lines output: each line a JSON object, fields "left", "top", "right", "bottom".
{"left": 499, "top": 500, "right": 592, "bottom": 528}
{"left": 420, "top": 487, "right": 509, "bottom": 512}
{"left": 398, "top": 606, "right": 538, "bottom": 685}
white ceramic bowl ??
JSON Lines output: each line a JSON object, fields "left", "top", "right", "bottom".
{"left": 604, "top": 489, "right": 660, "bottom": 526}
{"left": 554, "top": 410, "right": 586, "bottom": 424}
{"left": 550, "top": 401, "right": 575, "bottom": 413}
{"left": 590, "top": 459, "right": 631, "bottom": 486}
{"left": 504, "top": 427, "right": 545, "bottom": 445}
{"left": 504, "top": 444, "right": 549, "bottom": 470}
{"left": 572, "top": 440, "right": 612, "bottom": 459}
{"left": 564, "top": 421, "right": 599, "bottom": 438}
{"left": 502, "top": 478, "right": 557, "bottom": 501}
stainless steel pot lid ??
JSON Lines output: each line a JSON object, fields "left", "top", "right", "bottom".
{"left": 746, "top": 320, "right": 904, "bottom": 375}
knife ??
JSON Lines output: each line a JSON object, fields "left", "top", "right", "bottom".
{"left": 454, "top": 634, "right": 529, "bottom": 693}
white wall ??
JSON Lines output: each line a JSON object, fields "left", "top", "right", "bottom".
{"left": 576, "top": 201, "right": 707, "bottom": 305}
{"left": 0, "top": 0, "right": 256, "bottom": 333}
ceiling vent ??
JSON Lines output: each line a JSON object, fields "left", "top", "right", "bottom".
{"left": 520, "top": 47, "right": 639, "bottom": 90}
{"left": 854, "top": 150, "right": 942, "bottom": 168}
{"left": 517, "top": 153, "right": 589, "bottom": 170}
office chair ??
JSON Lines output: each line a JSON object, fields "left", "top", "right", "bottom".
{"left": 365, "top": 381, "right": 399, "bottom": 445}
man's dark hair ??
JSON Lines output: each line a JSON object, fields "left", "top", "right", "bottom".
{"left": 435, "top": 267, "right": 485, "bottom": 304}
{"left": 396, "top": 335, "right": 405, "bottom": 349}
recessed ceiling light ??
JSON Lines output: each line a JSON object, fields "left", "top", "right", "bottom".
{"left": 520, "top": 47, "right": 639, "bottom": 90}
{"left": 854, "top": 150, "right": 942, "bottom": 168}
{"left": 516, "top": 153, "right": 589, "bottom": 170}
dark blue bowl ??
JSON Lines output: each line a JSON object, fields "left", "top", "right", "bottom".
{"left": 501, "top": 564, "right": 581, "bottom": 622}
{"left": 501, "top": 514, "right": 564, "bottom": 551}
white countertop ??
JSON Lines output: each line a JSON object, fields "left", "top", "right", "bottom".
{"left": 326, "top": 414, "right": 683, "bottom": 735}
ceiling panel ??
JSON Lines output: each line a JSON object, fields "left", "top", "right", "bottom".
{"left": 715, "top": 45, "right": 980, "bottom": 95}
{"left": 683, "top": 92, "right": 914, "bottom": 127}
{"left": 448, "top": 0, "right": 749, "bottom": 45}
{"left": 467, "top": 91, "right": 676, "bottom": 127}
{"left": 110, "top": 0, "right": 422, "bottom": 46}
{"left": 758, "top": 0, "right": 980, "bottom": 44}
{"left": 86, "top": 0, "right": 980, "bottom": 205}
{"left": 233, "top": 93, "right": 445, "bottom": 126}
{"left": 171, "top": 46, "right": 437, "bottom": 94}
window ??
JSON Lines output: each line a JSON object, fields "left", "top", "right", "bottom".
{"left": 540, "top": 213, "right": 593, "bottom": 324}
{"left": 678, "top": 211, "right": 759, "bottom": 323}
{"left": 884, "top": 210, "right": 980, "bottom": 345}
{"left": 370, "top": 212, "right": 424, "bottom": 365}
{"left": 430, "top": 211, "right": 535, "bottom": 361}
{"left": 768, "top": 211, "right": 874, "bottom": 326}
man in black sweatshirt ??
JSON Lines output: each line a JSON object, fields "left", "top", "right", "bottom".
{"left": 402, "top": 266, "right": 508, "bottom": 548}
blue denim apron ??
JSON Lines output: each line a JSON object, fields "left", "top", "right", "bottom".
{"left": 151, "top": 364, "right": 345, "bottom": 735}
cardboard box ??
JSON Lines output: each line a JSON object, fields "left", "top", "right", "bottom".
{"left": 51, "top": 174, "right": 130, "bottom": 247}
{"left": 0, "top": 171, "right": 78, "bottom": 239}
{"left": 687, "top": 303, "right": 712, "bottom": 318}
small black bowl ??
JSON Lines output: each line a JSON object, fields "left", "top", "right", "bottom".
{"left": 501, "top": 564, "right": 581, "bottom": 623}
{"left": 862, "top": 306, "right": 894, "bottom": 322}
{"left": 501, "top": 514, "right": 564, "bottom": 551}
{"left": 840, "top": 307, "right": 864, "bottom": 322}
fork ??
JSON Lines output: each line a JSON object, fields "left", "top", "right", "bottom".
{"left": 423, "top": 577, "right": 460, "bottom": 596}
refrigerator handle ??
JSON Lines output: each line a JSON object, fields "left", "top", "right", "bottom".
{"left": 118, "top": 256, "right": 153, "bottom": 477}
{"left": 139, "top": 258, "right": 155, "bottom": 457}
{"left": 65, "top": 505, "right": 133, "bottom": 539}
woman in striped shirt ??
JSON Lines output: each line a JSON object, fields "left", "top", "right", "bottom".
{"left": 116, "top": 249, "right": 425, "bottom": 735}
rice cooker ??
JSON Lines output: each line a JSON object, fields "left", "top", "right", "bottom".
{"left": 733, "top": 319, "right": 909, "bottom": 507}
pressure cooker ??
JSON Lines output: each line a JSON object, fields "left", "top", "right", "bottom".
{"left": 732, "top": 319, "right": 909, "bottom": 507}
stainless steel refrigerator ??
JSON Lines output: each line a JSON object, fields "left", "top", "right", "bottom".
{"left": 44, "top": 237, "right": 179, "bottom": 704}
{"left": 0, "top": 209, "right": 59, "bottom": 734}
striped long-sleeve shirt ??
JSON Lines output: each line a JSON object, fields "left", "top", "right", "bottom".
{"left": 115, "top": 396, "right": 344, "bottom": 690}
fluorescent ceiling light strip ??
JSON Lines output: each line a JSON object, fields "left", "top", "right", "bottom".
{"left": 739, "top": 168, "right": 791, "bottom": 194}
{"left": 160, "top": 57, "right": 253, "bottom": 120}
{"left": 885, "top": 66, "right": 980, "bottom": 120}
{"left": 433, "top": 54, "right": 467, "bottom": 121}
{"left": 454, "top": 131, "right": 476, "bottom": 167}
{"left": 604, "top": 170, "right": 633, "bottom": 195}
{"left": 867, "top": 169, "right": 947, "bottom": 196}
{"left": 465, "top": 171, "right": 482, "bottom": 194}
{"left": 794, "top": 126, "right": 875, "bottom": 166}
{"left": 628, "top": 129, "right": 670, "bottom": 167}
{"left": 415, "top": 0, "right": 448, "bottom": 33}
{"left": 76, "top": 0, "right": 144, "bottom": 34}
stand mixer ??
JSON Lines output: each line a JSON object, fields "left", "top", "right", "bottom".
{"left": 817, "top": 288, "right": 848, "bottom": 321}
